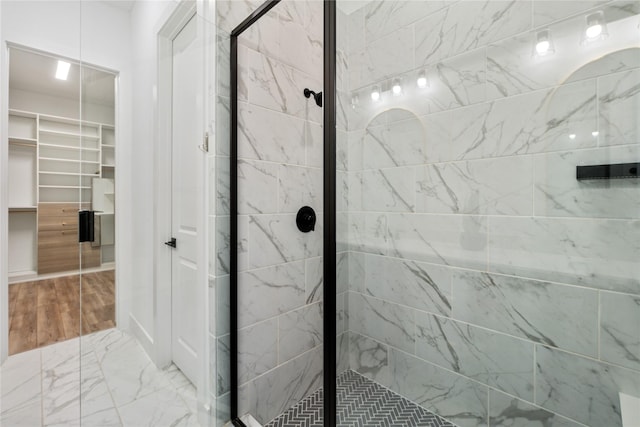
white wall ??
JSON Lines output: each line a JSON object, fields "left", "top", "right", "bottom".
{"left": 0, "top": 0, "right": 133, "bottom": 359}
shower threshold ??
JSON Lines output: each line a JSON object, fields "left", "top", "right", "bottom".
{"left": 261, "top": 370, "right": 456, "bottom": 427}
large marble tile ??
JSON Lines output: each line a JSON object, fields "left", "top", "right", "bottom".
{"left": 416, "top": 155, "right": 533, "bottom": 215}
{"left": 279, "top": 302, "right": 323, "bottom": 362}
{"left": 534, "top": 145, "right": 640, "bottom": 219}
{"left": 351, "top": 26, "right": 413, "bottom": 89}
{"left": 348, "top": 292, "right": 415, "bottom": 354}
{"left": 237, "top": 102, "right": 306, "bottom": 165}
{"left": 600, "top": 292, "right": 640, "bottom": 371}
{"left": 99, "top": 334, "right": 173, "bottom": 408}
{"left": 214, "top": 156, "right": 230, "bottom": 216}
{"left": 388, "top": 213, "right": 488, "bottom": 270}
{"left": 536, "top": 345, "right": 640, "bottom": 427}
{"left": 238, "top": 319, "right": 278, "bottom": 384}
{"left": 237, "top": 261, "right": 306, "bottom": 328}
{"left": 248, "top": 213, "right": 322, "bottom": 269}
{"left": 250, "top": 346, "right": 323, "bottom": 424}
{"left": 533, "top": 0, "right": 610, "bottom": 26}
{"left": 453, "top": 270, "right": 598, "bottom": 357}
{"left": 41, "top": 339, "right": 82, "bottom": 426}
{"left": 599, "top": 68, "right": 640, "bottom": 146}
{"left": 360, "top": 167, "right": 416, "bottom": 212}
{"left": 216, "top": 0, "right": 264, "bottom": 34}
{"left": 364, "top": 0, "right": 448, "bottom": 43}
{"left": 246, "top": 49, "right": 322, "bottom": 124}
{"left": 415, "top": 0, "right": 531, "bottom": 66}
{"left": 452, "top": 80, "right": 597, "bottom": 161}
{"left": 277, "top": 7, "right": 322, "bottom": 81}
{"left": 238, "top": 10, "right": 280, "bottom": 63}
{"left": 337, "top": 332, "right": 349, "bottom": 375}
{"left": 346, "top": 7, "right": 364, "bottom": 55}
{"left": 347, "top": 251, "right": 365, "bottom": 294}
{"left": 237, "top": 160, "right": 278, "bottom": 214}
{"left": 117, "top": 387, "right": 197, "bottom": 427}
{"left": 488, "top": 216, "right": 640, "bottom": 293}
{"left": 489, "top": 389, "right": 583, "bottom": 427}
{"left": 305, "top": 121, "right": 323, "bottom": 168}
{"left": 214, "top": 215, "right": 249, "bottom": 275}
{"left": 416, "top": 313, "right": 534, "bottom": 400}
{"left": 278, "top": 164, "right": 323, "bottom": 214}
{"left": 346, "top": 213, "right": 389, "bottom": 255}
{"left": 363, "top": 253, "right": 452, "bottom": 316}
{"left": 215, "top": 275, "right": 230, "bottom": 337}
{"left": 336, "top": 251, "right": 348, "bottom": 295}
{"left": 0, "top": 348, "right": 42, "bottom": 426}
{"left": 362, "top": 116, "right": 428, "bottom": 169}
{"left": 216, "top": 335, "right": 231, "bottom": 396}
{"left": 305, "top": 256, "right": 323, "bottom": 304}
{"left": 348, "top": 331, "right": 390, "bottom": 385}
{"left": 488, "top": 10, "right": 640, "bottom": 100}
{"left": 385, "top": 348, "right": 489, "bottom": 427}
{"left": 81, "top": 408, "right": 122, "bottom": 427}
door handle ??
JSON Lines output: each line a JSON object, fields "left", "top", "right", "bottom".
{"left": 164, "top": 237, "right": 177, "bottom": 248}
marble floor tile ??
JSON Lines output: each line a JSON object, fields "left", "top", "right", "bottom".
{"left": 118, "top": 388, "right": 197, "bottom": 427}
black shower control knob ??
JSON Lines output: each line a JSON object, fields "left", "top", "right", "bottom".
{"left": 296, "top": 206, "right": 316, "bottom": 233}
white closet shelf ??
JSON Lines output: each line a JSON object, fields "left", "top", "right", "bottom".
{"left": 102, "top": 144, "right": 116, "bottom": 148}
{"left": 40, "top": 185, "right": 91, "bottom": 189}
{"left": 102, "top": 164, "right": 115, "bottom": 168}
{"left": 9, "top": 136, "right": 37, "bottom": 145}
{"left": 9, "top": 206, "right": 37, "bottom": 212}
{"left": 9, "top": 109, "right": 37, "bottom": 119}
{"left": 39, "top": 142, "right": 100, "bottom": 152}
{"left": 40, "top": 157, "right": 100, "bottom": 164}
{"left": 39, "top": 171, "right": 100, "bottom": 177}
{"left": 39, "top": 129, "right": 100, "bottom": 140}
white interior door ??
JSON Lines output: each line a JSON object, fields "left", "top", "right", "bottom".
{"left": 170, "top": 14, "right": 200, "bottom": 384}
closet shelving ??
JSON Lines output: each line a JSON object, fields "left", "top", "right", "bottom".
{"left": 8, "top": 108, "right": 115, "bottom": 278}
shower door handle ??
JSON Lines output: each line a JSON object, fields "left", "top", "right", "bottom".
{"left": 164, "top": 237, "right": 177, "bottom": 248}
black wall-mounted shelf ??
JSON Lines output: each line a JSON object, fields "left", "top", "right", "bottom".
{"left": 576, "top": 163, "right": 640, "bottom": 181}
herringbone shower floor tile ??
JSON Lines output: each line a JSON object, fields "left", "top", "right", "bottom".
{"left": 264, "top": 370, "right": 456, "bottom": 427}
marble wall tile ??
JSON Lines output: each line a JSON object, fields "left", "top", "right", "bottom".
{"left": 217, "top": 335, "right": 231, "bottom": 396}
{"left": 488, "top": 216, "right": 640, "bottom": 293}
{"left": 452, "top": 270, "right": 598, "bottom": 357}
{"left": 238, "top": 11, "right": 280, "bottom": 61}
{"left": 599, "top": 69, "right": 640, "bottom": 146}
{"left": 415, "top": 0, "right": 531, "bottom": 67}
{"left": 216, "top": 275, "right": 230, "bottom": 337}
{"left": 215, "top": 215, "right": 248, "bottom": 275}
{"left": 305, "top": 121, "right": 323, "bottom": 168}
{"left": 349, "top": 331, "right": 391, "bottom": 385}
{"left": 364, "top": 0, "right": 448, "bottom": 43}
{"left": 533, "top": 0, "right": 610, "bottom": 26}
{"left": 237, "top": 261, "right": 306, "bottom": 328}
{"left": 216, "top": 0, "right": 264, "bottom": 34}
{"left": 362, "top": 116, "right": 428, "bottom": 169}
{"left": 348, "top": 292, "right": 415, "bottom": 353}
{"left": 416, "top": 313, "right": 534, "bottom": 400}
{"left": 452, "top": 80, "right": 597, "bottom": 161}
{"left": 305, "top": 256, "right": 323, "bottom": 303}
{"left": 336, "top": 251, "right": 348, "bottom": 294}
{"left": 386, "top": 348, "right": 489, "bottom": 427}
{"left": 388, "top": 213, "right": 488, "bottom": 270}
{"left": 238, "top": 160, "right": 278, "bottom": 214}
{"left": 422, "top": 111, "right": 453, "bottom": 164}
{"left": 248, "top": 213, "right": 322, "bottom": 269}
{"left": 416, "top": 156, "right": 533, "bottom": 215}
{"left": 215, "top": 156, "right": 230, "bottom": 215}
{"left": 337, "top": 332, "right": 349, "bottom": 374}
{"left": 277, "top": 9, "right": 322, "bottom": 81}
{"left": 600, "top": 292, "right": 640, "bottom": 371}
{"left": 536, "top": 345, "right": 640, "bottom": 427}
{"left": 347, "top": 213, "right": 389, "bottom": 255}
{"left": 278, "top": 165, "right": 323, "bottom": 213}
{"left": 216, "top": 35, "right": 231, "bottom": 98}
{"left": 117, "top": 387, "right": 194, "bottom": 427}
{"left": 489, "top": 389, "right": 583, "bottom": 427}
{"left": 246, "top": 49, "right": 322, "bottom": 124}
{"left": 360, "top": 167, "right": 416, "bottom": 212}
{"left": 534, "top": 145, "right": 640, "bottom": 219}
{"left": 487, "top": 26, "right": 640, "bottom": 100}
{"left": 364, "top": 253, "right": 452, "bottom": 316}
{"left": 352, "top": 26, "right": 414, "bottom": 89}
{"left": 238, "top": 103, "right": 306, "bottom": 165}
{"left": 279, "top": 302, "right": 323, "bottom": 362}
{"left": 238, "top": 319, "right": 278, "bottom": 384}
{"left": 346, "top": 7, "right": 365, "bottom": 55}
{"left": 216, "top": 96, "right": 231, "bottom": 156}
{"left": 348, "top": 251, "right": 365, "bottom": 294}
{"left": 337, "top": 292, "right": 346, "bottom": 335}
{"left": 250, "top": 346, "right": 323, "bottom": 424}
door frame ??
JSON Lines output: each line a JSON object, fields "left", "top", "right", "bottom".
{"left": 0, "top": 42, "right": 125, "bottom": 363}
{"left": 154, "top": 0, "right": 210, "bottom": 422}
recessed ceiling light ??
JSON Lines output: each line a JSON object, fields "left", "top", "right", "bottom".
{"left": 56, "top": 60, "right": 70, "bottom": 81}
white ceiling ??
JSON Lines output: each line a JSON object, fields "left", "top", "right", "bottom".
{"left": 9, "top": 48, "right": 115, "bottom": 107}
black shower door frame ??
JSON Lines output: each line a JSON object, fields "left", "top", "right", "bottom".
{"left": 229, "top": 1, "right": 337, "bottom": 426}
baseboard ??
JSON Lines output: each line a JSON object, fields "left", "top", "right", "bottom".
{"left": 129, "top": 313, "right": 154, "bottom": 360}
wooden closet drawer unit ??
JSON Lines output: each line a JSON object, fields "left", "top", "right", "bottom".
{"left": 38, "top": 203, "right": 88, "bottom": 217}
{"left": 38, "top": 229, "right": 79, "bottom": 247}
{"left": 38, "top": 244, "right": 79, "bottom": 274}
{"left": 38, "top": 215, "right": 78, "bottom": 231}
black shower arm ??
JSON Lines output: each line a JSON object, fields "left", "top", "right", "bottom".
{"left": 304, "top": 88, "right": 323, "bottom": 107}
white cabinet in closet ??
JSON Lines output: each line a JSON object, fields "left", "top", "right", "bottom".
{"left": 38, "top": 115, "right": 102, "bottom": 203}
{"left": 8, "top": 111, "right": 38, "bottom": 276}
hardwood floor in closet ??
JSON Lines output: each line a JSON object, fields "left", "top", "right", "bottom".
{"left": 8, "top": 270, "right": 115, "bottom": 355}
